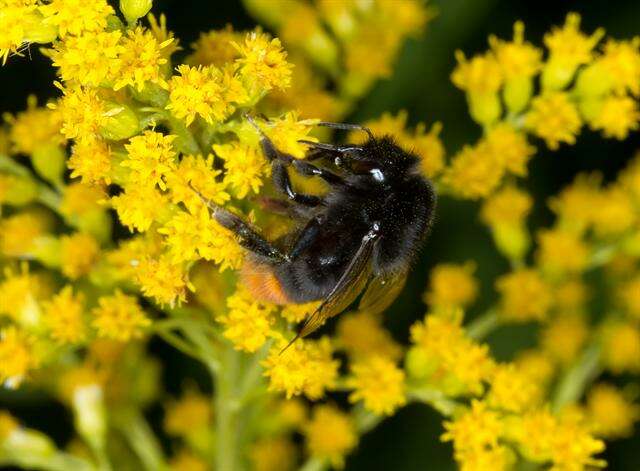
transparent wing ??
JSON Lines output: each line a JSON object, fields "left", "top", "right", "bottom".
{"left": 358, "top": 269, "right": 408, "bottom": 315}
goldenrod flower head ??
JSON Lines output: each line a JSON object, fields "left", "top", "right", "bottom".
{"left": 40, "top": 0, "right": 113, "bottom": 38}
{"left": 0, "top": 326, "right": 38, "bottom": 388}
{"left": 451, "top": 51, "right": 503, "bottom": 95}
{"left": 280, "top": 302, "right": 320, "bottom": 324}
{"left": 592, "top": 185, "right": 637, "bottom": 237}
{"left": 215, "top": 141, "right": 270, "bottom": 198}
{"left": 134, "top": 256, "right": 190, "bottom": 307}
{"left": 169, "top": 450, "right": 208, "bottom": 471}
{"left": 600, "top": 38, "right": 640, "bottom": 96}
{"left": 344, "top": 24, "right": 402, "bottom": 79}
{"left": 618, "top": 275, "right": 640, "bottom": 320}
{"left": 303, "top": 404, "right": 357, "bottom": 469}
{"left": 486, "top": 363, "right": 540, "bottom": 413}
{"left": 347, "top": 356, "right": 406, "bottom": 415}
{"left": 91, "top": 290, "right": 151, "bottom": 342}
{"left": 0, "top": 210, "right": 52, "bottom": 257}
{"left": 42, "top": 285, "right": 86, "bottom": 344}
{"left": 0, "top": 1, "right": 48, "bottom": 65}
{"left": 187, "top": 25, "right": 242, "bottom": 66}
{"left": 147, "top": 13, "right": 180, "bottom": 59}
{"left": 113, "top": 26, "right": 173, "bottom": 92}
{"left": 49, "top": 30, "right": 123, "bottom": 87}
{"left": 258, "top": 112, "right": 318, "bottom": 159}
{"left": 587, "top": 95, "right": 640, "bottom": 139}
{"left": 424, "top": 262, "right": 478, "bottom": 309}
{"left": 219, "top": 287, "right": 275, "bottom": 352}
{"left": 250, "top": 437, "right": 297, "bottom": 471}
{"left": 0, "top": 264, "right": 42, "bottom": 325}
{"left": 122, "top": 131, "right": 177, "bottom": 191}
{"left": 525, "top": 92, "right": 582, "bottom": 150}
{"left": 263, "top": 337, "right": 338, "bottom": 399}
{"left": 496, "top": 269, "right": 553, "bottom": 322}
{"left": 234, "top": 30, "right": 293, "bottom": 94}
{"left": 601, "top": 321, "right": 640, "bottom": 374}
{"left": 164, "top": 389, "right": 211, "bottom": 437}
{"left": 536, "top": 228, "right": 590, "bottom": 277}
{"left": 586, "top": 383, "right": 639, "bottom": 438}
{"left": 4, "top": 96, "right": 64, "bottom": 155}
{"left": 67, "top": 138, "right": 111, "bottom": 184}
{"left": 484, "top": 123, "right": 536, "bottom": 177}
{"left": 336, "top": 311, "right": 402, "bottom": 361}
{"left": 443, "top": 142, "right": 505, "bottom": 200}
{"left": 513, "top": 349, "right": 555, "bottom": 386}
{"left": 60, "top": 232, "right": 99, "bottom": 279}
{"left": 489, "top": 21, "right": 542, "bottom": 80}
{"left": 112, "top": 186, "right": 170, "bottom": 234}
{"left": 50, "top": 83, "right": 107, "bottom": 141}
{"left": 555, "top": 279, "right": 588, "bottom": 311}
{"left": 549, "top": 172, "right": 601, "bottom": 232}
{"left": 60, "top": 182, "right": 105, "bottom": 218}
{"left": 481, "top": 185, "right": 532, "bottom": 227}
{"left": 540, "top": 313, "right": 589, "bottom": 366}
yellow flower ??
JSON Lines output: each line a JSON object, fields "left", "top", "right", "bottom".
{"left": 336, "top": 311, "right": 402, "bottom": 361}
{"left": 50, "top": 83, "right": 107, "bottom": 141}
{"left": 0, "top": 264, "right": 42, "bottom": 326}
{"left": 592, "top": 185, "right": 636, "bottom": 237}
{"left": 555, "top": 279, "right": 588, "bottom": 311}
{"left": 262, "top": 337, "right": 338, "bottom": 399}
{"left": 586, "top": 383, "right": 639, "bottom": 438}
{"left": 484, "top": 123, "right": 536, "bottom": 177}
{"left": 134, "top": 256, "right": 190, "bottom": 307}
{"left": 168, "top": 451, "right": 208, "bottom": 471}
{"left": 588, "top": 95, "right": 640, "bottom": 139}
{"left": 234, "top": 30, "right": 293, "bottom": 95}
{"left": 59, "top": 181, "right": 105, "bottom": 218}
{"left": 347, "top": 356, "right": 406, "bottom": 415}
{"left": 486, "top": 363, "right": 540, "bottom": 413}
{"left": 164, "top": 389, "right": 211, "bottom": 437}
{"left": 600, "top": 38, "right": 640, "bottom": 96}
{"left": 91, "top": 290, "right": 151, "bottom": 342}
{"left": 542, "top": 13, "right": 604, "bottom": 90}
{"left": 60, "top": 232, "right": 99, "bottom": 279}
{"left": 601, "top": 321, "right": 640, "bottom": 373}
{"left": 42, "top": 285, "right": 86, "bottom": 344}
{"left": 549, "top": 172, "right": 601, "bottom": 232}
{"left": 451, "top": 51, "right": 503, "bottom": 95}
{"left": 218, "top": 287, "right": 275, "bottom": 352}
{"left": 481, "top": 185, "right": 532, "bottom": 226}
{"left": 167, "top": 65, "right": 241, "bottom": 126}
{"left": 0, "top": 1, "right": 54, "bottom": 65}
{"left": 258, "top": 112, "right": 318, "bottom": 159}
{"left": 536, "top": 228, "right": 590, "bottom": 276}
{"left": 111, "top": 185, "right": 169, "bottom": 233}
{"left": 443, "top": 142, "right": 505, "bottom": 199}
{"left": 303, "top": 405, "right": 357, "bottom": 469}
{"left": 496, "top": 269, "right": 553, "bottom": 322}
{"left": 619, "top": 275, "right": 640, "bottom": 319}
{"left": 489, "top": 21, "right": 542, "bottom": 80}
{"left": 424, "top": 262, "right": 478, "bottom": 309}
{"left": 215, "top": 141, "right": 269, "bottom": 198}
{"left": 113, "top": 26, "right": 173, "bottom": 92}
{"left": 513, "top": 349, "right": 555, "bottom": 386}
{"left": 0, "top": 210, "right": 52, "bottom": 257}
{"left": 49, "top": 30, "right": 123, "bottom": 86}
{"left": 526, "top": 92, "right": 582, "bottom": 150}
{"left": 540, "top": 313, "right": 589, "bottom": 366}
{"left": 4, "top": 95, "right": 65, "bottom": 155}
{"left": 0, "top": 326, "right": 38, "bottom": 388}
{"left": 122, "top": 131, "right": 177, "bottom": 190}
{"left": 250, "top": 437, "right": 297, "bottom": 471}
{"left": 40, "top": 0, "right": 113, "bottom": 38}
{"left": 187, "top": 25, "right": 242, "bottom": 67}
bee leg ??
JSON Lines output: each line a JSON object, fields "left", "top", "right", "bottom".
{"left": 298, "top": 140, "right": 363, "bottom": 154}
{"left": 256, "top": 197, "right": 316, "bottom": 220}
{"left": 272, "top": 160, "right": 323, "bottom": 206}
{"left": 291, "top": 160, "right": 345, "bottom": 186}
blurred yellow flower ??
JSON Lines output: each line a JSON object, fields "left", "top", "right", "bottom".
{"left": 601, "top": 321, "right": 640, "bottom": 373}
{"left": 336, "top": 311, "right": 402, "bottom": 361}
{"left": 91, "top": 291, "right": 151, "bottom": 342}
{"left": 0, "top": 326, "right": 38, "bottom": 388}
{"left": 42, "top": 285, "right": 86, "bottom": 345}
{"left": 536, "top": 228, "right": 590, "bottom": 276}
{"left": 164, "top": 389, "right": 211, "bottom": 437}
{"left": 424, "top": 262, "right": 479, "bottom": 309}
{"left": 540, "top": 313, "right": 589, "bottom": 366}
{"left": 250, "top": 437, "right": 297, "bottom": 471}
{"left": 60, "top": 232, "right": 99, "bottom": 279}
{"left": 347, "top": 356, "right": 406, "bottom": 415}
{"left": 586, "top": 383, "right": 639, "bottom": 438}
{"left": 496, "top": 269, "right": 553, "bottom": 322}
{"left": 303, "top": 405, "right": 356, "bottom": 469}
{"left": 219, "top": 288, "right": 275, "bottom": 352}
{"left": 526, "top": 92, "right": 582, "bottom": 150}
{"left": 487, "top": 363, "right": 540, "bottom": 413}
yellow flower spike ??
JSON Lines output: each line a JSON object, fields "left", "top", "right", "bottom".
{"left": 164, "top": 389, "right": 212, "bottom": 438}
{"left": 303, "top": 404, "right": 357, "bottom": 470}
{"left": 347, "top": 356, "right": 407, "bottom": 416}
{"left": 60, "top": 232, "right": 100, "bottom": 280}
{"left": 262, "top": 337, "right": 339, "bottom": 400}
{"left": 0, "top": 326, "right": 39, "bottom": 388}
{"left": 484, "top": 123, "right": 535, "bottom": 177}
{"left": 587, "top": 95, "right": 640, "bottom": 140}
{"left": 121, "top": 131, "right": 177, "bottom": 191}
{"left": 496, "top": 269, "right": 553, "bottom": 322}
{"left": 586, "top": 383, "right": 640, "bottom": 438}
{"left": 443, "top": 141, "right": 505, "bottom": 199}
{"left": 50, "top": 83, "right": 108, "bottom": 141}
{"left": 40, "top": 0, "right": 114, "bottom": 38}
{"left": 218, "top": 287, "right": 276, "bottom": 353}
{"left": 481, "top": 185, "right": 532, "bottom": 261}
{"left": 600, "top": 38, "right": 640, "bottom": 96}
{"left": 187, "top": 25, "right": 242, "bottom": 67}
{"left": 525, "top": 92, "right": 582, "bottom": 150}
{"left": 542, "top": 12, "right": 604, "bottom": 91}
{"left": 250, "top": 437, "right": 297, "bottom": 471}
{"left": 111, "top": 185, "right": 170, "bottom": 233}
{"left": 536, "top": 228, "right": 590, "bottom": 277}
{"left": 42, "top": 285, "right": 86, "bottom": 345}
{"left": 424, "top": 262, "right": 479, "bottom": 310}
{"left": 91, "top": 290, "right": 151, "bottom": 342}
{"left": 214, "top": 141, "right": 270, "bottom": 198}
{"left": 133, "top": 256, "right": 190, "bottom": 307}
{"left": 0, "top": 1, "right": 56, "bottom": 65}
{"left": 601, "top": 320, "right": 640, "bottom": 374}
{"left": 489, "top": 21, "right": 542, "bottom": 114}
{"left": 540, "top": 313, "right": 589, "bottom": 366}
{"left": 336, "top": 310, "right": 402, "bottom": 361}
{"left": 4, "top": 95, "right": 65, "bottom": 155}
{"left": 451, "top": 51, "right": 503, "bottom": 125}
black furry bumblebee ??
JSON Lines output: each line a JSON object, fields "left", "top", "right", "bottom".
{"left": 197, "top": 118, "right": 436, "bottom": 345}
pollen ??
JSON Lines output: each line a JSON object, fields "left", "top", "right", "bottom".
{"left": 347, "top": 356, "right": 407, "bottom": 415}
{"left": 91, "top": 290, "right": 151, "bottom": 342}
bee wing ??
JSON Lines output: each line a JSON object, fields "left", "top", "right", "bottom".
{"left": 358, "top": 269, "right": 408, "bottom": 315}
{"left": 296, "top": 232, "right": 376, "bottom": 339}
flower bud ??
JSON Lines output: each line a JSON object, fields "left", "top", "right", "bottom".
{"left": 503, "top": 76, "right": 533, "bottom": 115}
{"left": 3, "top": 428, "right": 56, "bottom": 459}
{"left": 31, "top": 144, "right": 66, "bottom": 186}
{"left": 468, "top": 92, "right": 502, "bottom": 126}
{"left": 405, "top": 346, "right": 438, "bottom": 380}
{"left": 541, "top": 61, "right": 576, "bottom": 91}
{"left": 21, "top": 11, "right": 57, "bottom": 45}
{"left": 99, "top": 102, "right": 140, "bottom": 141}
{"left": 575, "top": 62, "right": 613, "bottom": 97}
{"left": 119, "top": 0, "right": 153, "bottom": 24}
{"left": 492, "top": 224, "right": 530, "bottom": 263}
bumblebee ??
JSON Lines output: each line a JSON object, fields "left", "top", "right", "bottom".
{"left": 198, "top": 118, "right": 436, "bottom": 344}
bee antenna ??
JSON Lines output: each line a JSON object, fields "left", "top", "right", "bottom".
{"left": 316, "top": 121, "right": 374, "bottom": 141}
{"left": 244, "top": 112, "right": 264, "bottom": 136}
{"left": 279, "top": 331, "right": 301, "bottom": 355}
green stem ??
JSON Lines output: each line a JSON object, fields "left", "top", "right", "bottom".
{"left": 154, "top": 328, "right": 202, "bottom": 360}
{"left": 551, "top": 342, "right": 602, "bottom": 412}
{"left": 114, "top": 410, "right": 167, "bottom": 471}
{"left": 465, "top": 309, "right": 500, "bottom": 340}
{"left": 0, "top": 452, "right": 96, "bottom": 471}
{"left": 214, "top": 346, "right": 244, "bottom": 471}
{"left": 298, "top": 457, "right": 328, "bottom": 471}
{"left": 408, "top": 387, "right": 462, "bottom": 417}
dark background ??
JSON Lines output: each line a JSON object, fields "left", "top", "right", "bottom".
{"left": 1, "top": 0, "right": 639, "bottom": 469}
